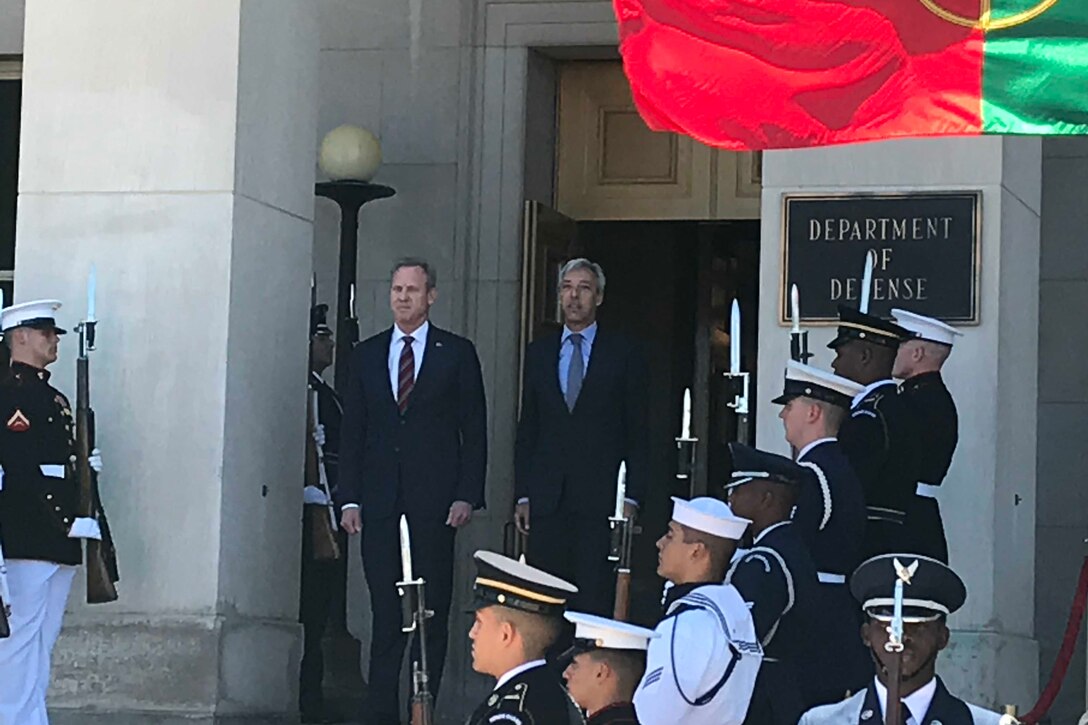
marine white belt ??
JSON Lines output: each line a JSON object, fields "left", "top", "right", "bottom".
{"left": 916, "top": 482, "right": 941, "bottom": 499}
{"left": 40, "top": 464, "right": 65, "bottom": 478}
{"left": 817, "top": 572, "right": 846, "bottom": 585}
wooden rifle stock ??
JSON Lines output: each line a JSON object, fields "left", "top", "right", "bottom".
{"left": 76, "top": 355, "right": 119, "bottom": 604}
{"left": 0, "top": 542, "right": 10, "bottom": 638}
{"left": 306, "top": 391, "right": 340, "bottom": 561}
{"left": 410, "top": 660, "right": 435, "bottom": 725}
{"left": 613, "top": 569, "right": 631, "bottom": 621}
{"left": 884, "top": 648, "right": 903, "bottom": 725}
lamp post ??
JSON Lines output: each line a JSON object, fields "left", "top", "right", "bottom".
{"left": 315, "top": 124, "right": 396, "bottom": 386}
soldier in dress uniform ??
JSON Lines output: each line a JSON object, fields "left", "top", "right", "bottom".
{"left": 724, "top": 444, "right": 857, "bottom": 723}
{"left": 467, "top": 550, "right": 585, "bottom": 725}
{"left": 799, "top": 554, "right": 1002, "bottom": 725}
{"left": 561, "top": 612, "right": 657, "bottom": 724}
{"left": 298, "top": 304, "right": 345, "bottom": 723}
{"left": 828, "top": 305, "right": 912, "bottom": 558}
{"left": 0, "top": 300, "right": 103, "bottom": 725}
{"left": 891, "top": 309, "right": 962, "bottom": 564}
{"left": 772, "top": 360, "right": 872, "bottom": 695}
{"left": 633, "top": 497, "right": 762, "bottom": 725}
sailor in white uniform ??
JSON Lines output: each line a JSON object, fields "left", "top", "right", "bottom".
{"left": 633, "top": 497, "right": 762, "bottom": 725}
{"left": 798, "top": 554, "right": 1003, "bottom": 725}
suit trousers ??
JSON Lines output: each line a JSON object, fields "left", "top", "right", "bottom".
{"left": 905, "top": 497, "right": 949, "bottom": 564}
{"left": 0, "top": 560, "right": 76, "bottom": 725}
{"left": 529, "top": 510, "right": 613, "bottom": 616}
{"left": 361, "top": 513, "right": 455, "bottom": 719}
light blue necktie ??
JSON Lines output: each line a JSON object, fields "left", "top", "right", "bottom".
{"left": 565, "top": 333, "right": 584, "bottom": 412}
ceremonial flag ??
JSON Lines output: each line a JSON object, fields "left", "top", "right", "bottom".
{"left": 613, "top": 0, "right": 1088, "bottom": 150}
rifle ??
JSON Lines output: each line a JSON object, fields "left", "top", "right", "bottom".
{"left": 723, "top": 299, "right": 751, "bottom": 445}
{"left": 76, "top": 308, "right": 120, "bottom": 604}
{"left": 397, "top": 515, "right": 434, "bottom": 725}
{"left": 884, "top": 558, "right": 910, "bottom": 725}
{"left": 609, "top": 462, "right": 635, "bottom": 621}
{"left": 306, "top": 388, "right": 340, "bottom": 561}
{"left": 0, "top": 539, "right": 11, "bottom": 638}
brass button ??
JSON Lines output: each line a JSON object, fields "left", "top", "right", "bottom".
{"left": 69, "top": 455, "right": 77, "bottom": 463}
{"left": 46, "top": 494, "right": 53, "bottom": 500}
{"left": 54, "top": 506, "right": 61, "bottom": 512}
{"left": 47, "top": 417, "right": 53, "bottom": 423}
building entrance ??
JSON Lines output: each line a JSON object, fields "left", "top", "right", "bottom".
{"left": 517, "top": 208, "right": 760, "bottom": 625}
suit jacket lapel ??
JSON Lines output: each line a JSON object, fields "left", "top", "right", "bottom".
{"left": 408, "top": 325, "right": 444, "bottom": 408}
{"left": 545, "top": 332, "right": 566, "bottom": 411}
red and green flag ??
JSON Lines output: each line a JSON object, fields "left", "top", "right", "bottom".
{"left": 613, "top": 0, "right": 1088, "bottom": 149}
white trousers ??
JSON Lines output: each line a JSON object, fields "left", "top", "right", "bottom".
{"left": 0, "top": 561, "right": 76, "bottom": 725}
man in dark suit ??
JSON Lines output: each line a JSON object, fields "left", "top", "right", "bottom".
{"left": 337, "top": 258, "right": 487, "bottom": 725}
{"left": 514, "top": 258, "right": 648, "bottom": 615}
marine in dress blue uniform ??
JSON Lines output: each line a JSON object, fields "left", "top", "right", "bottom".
{"left": 827, "top": 305, "right": 913, "bottom": 559}
{"left": 634, "top": 497, "right": 762, "bottom": 725}
{"left": 561, "top": 612, "right": 657, "bottom": 724}
{"left": 725, "top": 444, "right": 856, "bottom": 724}
{"left": 0, "top": 300, "right": 104, "bottom": 725}
{"left": 466, "top": 551, "right": 585, "bottom": 725}
{"left": 799, "top": 554, "right": 1003, "bottom": 725}
{"left": 891, "top": 309, "right": 963, "bottom": 564}
{"left": 772, "top": 361, "right": 872, "bottom": 696}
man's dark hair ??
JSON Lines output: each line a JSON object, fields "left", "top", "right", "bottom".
{"left": 391, "top": 257, "right": 437, "bottom": 290}
{"left": 679, "top": 523, "right": 732, "bottom": 578}
{"left": 586, "top": 649, "right": 647, "bottom": 700}
{"left": 495, "top": 607, "right": 563, "bottom": 660}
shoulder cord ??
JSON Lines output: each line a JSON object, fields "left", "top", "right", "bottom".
{"left": 797, "top": 461, "right": 832, "bottom": 531}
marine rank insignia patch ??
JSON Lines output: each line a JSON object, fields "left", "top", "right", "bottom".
{"left": 6, "top": 409, "right": 30, "bottom": 432}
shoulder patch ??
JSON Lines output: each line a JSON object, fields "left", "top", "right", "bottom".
{"left": 852, "top": 409, "right": 877, "bottom": 419}
{"left": 488, "top": 714, "right": 525, "bottom": 724}
{"left": 6, "top": 409, "right": 29, "bottom": 432}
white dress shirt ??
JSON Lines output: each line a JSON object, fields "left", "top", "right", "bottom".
{"left": 874, "top": 676, "right": 937, "bottom": 725}
{"left": 389, "top": 320, "right": 429, "bottom": 397}
{"left": 494, "top": 659, "right": 547, "bottom": 691}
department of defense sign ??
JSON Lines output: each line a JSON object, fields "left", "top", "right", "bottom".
{"left": 782, "top": 192, "right": 981, "bottom": 325}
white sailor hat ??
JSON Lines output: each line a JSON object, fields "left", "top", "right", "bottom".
{"left": 891, "top": 308, "right": 962, "bottom": 347}
{"left": 563, "top": 611, "right": 659, "bottom": 653}
{"left": 771, "top": 360, "right": 864, "bottom": 409}
{"left": 471, "top": 550, "right": 578, "bottom": 616}
{"left": 670, "top": 496, "right": 750, "bottom": 541}
{"left": 0, "top": 299, "right": 67, "bottom": 335}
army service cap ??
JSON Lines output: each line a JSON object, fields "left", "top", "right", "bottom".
{"left": 726, "top": 443, "right": 811, "bottom": 491}
{"left": 771, "top": 360, "right": 864, "bottom": 409}
{"left": 670, "top": 496, "right": 750, "bottom": 541}
{"left": 0, "top": 299, "right": 68, "bottom": 335}
{"left": 563, "top": 611, "right": 658, "bottom": 655}
{"left": 827, "top": 305, "right": 908, "bottom": 350}
{"left": 892, "top": 308, "right": 962, "bottom": 347}
{"left": 850, "top": 553, "right": 967, "bottom": 623}
{"left": 471, "top": 550, "right": 578, "bottom": 617}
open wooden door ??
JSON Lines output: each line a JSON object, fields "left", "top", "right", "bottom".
{"left": 505, "top": 200, "right": 580, "bottom": 559}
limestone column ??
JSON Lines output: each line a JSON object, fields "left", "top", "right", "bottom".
{"left": 13, "top": 1, "right": 318, "bottom": 721}
{"left": 756, "top": 137, "right": 1041, "bottom": 710}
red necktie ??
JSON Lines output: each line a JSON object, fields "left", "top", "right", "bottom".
{"left": 397, "top": 336, "right": 415, "bottom": 413}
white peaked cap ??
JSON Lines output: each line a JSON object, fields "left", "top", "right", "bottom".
{"left": 670, "top": 496, "right": 750, "bottom": 541}
{"left": 891, "top": 308, "right": 962, "bottom": 347}
{"left": 0, "top": 299, "right": 63, "bottom": 332}
{"left": 564, "top": 611, "right": 659, "bottom": 651}
{"left": 783, "top": 360, "right": 864, "bottom": 399}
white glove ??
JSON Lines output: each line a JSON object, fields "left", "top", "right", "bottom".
{"left": 68, "top": 517, "right": 102, "bottom": 540}
{"left": 312, "top": 424, "right": 326, "bottom": 448}
{"left": 88, "top": 448, "right": 103, "bottom": 474}
{"left": 0, "top": 463, "right": 4, "bottom": 492}
{"left": 303, "top": 485, "right": 330, "bottom": 506}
